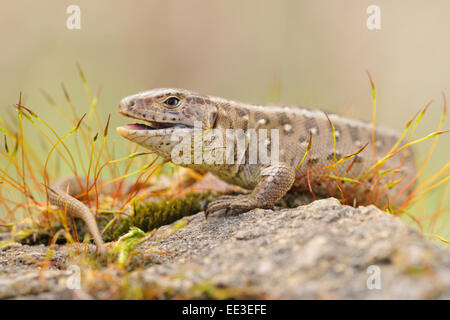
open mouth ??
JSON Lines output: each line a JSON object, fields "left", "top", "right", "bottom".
{"left": 118, "top": 111, "right": 191, "bottom": 131}
{"left": 122, "top": 122, "right": 187, "bottom": 130}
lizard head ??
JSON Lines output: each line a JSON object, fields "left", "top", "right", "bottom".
{"left": 117, "top": 88, "right": 218, "bottom": 157}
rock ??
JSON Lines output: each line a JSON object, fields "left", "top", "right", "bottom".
{"left": 0, "top": 198, "right": 449, "bottom": 299}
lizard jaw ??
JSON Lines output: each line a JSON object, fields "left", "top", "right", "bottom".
{"left": 117, "top": 110, "right": 192, "bottom": 139}
{"left": 116, "top": 123, "right": 191, "bottom": 139}
{"left": 116, "top": 124, "right": 194, "bottom": 158}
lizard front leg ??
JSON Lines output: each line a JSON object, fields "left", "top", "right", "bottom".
{"left": 205, "top": 162, "right": 295, "bottom": 217}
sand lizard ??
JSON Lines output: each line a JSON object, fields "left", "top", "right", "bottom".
{"left": 50, "top": 88, "right": 416, "bottom": 253}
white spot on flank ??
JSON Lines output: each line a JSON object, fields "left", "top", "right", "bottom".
{"left": 258, "top": 118, "right": 267, "bottom": 125}
{"left": 283, "top": 124, "right": 293, "bottom": 133}
{"left": 240, "top": 104, "right": 400, "bottom": 137}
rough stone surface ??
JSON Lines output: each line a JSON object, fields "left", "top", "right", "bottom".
{"left": 0, "top": 198, "right": 449, "bottom": 299}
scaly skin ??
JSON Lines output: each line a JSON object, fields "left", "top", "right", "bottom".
{"left": 48, "top": 177, "right": 107, "bottom": 254}
{"left": 50, "top": 88, "right": 416, "bottom": 253}
{"left": 117, "top": 88, "right": 416, "bottom": 216}
{"left": 48, "top": 169, "right": 195, "bottom": 254}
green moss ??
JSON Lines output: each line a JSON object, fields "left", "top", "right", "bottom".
{"left": 116, "top": 276, "right": 265, "bottom": 300}
{"left": 405, "top": 265, "right": 430, "bottom": 277}
{"left": 15, "top": 191, "right": 217, "bottom": 245}
{"left": 176, "top": 280, "right": 265, "bottom": 299}
{"left": 13, "top": 221, "right": 69, "bottom": 245}
{"left": 102, "top": 191, "right": 216, "bottom": 241}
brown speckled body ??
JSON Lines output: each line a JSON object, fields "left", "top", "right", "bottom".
{"left": 48, "top": 88, "right": 417, "bottom": 254}
{"left": 117, "top": 89, "right": 416, "bottom": 215}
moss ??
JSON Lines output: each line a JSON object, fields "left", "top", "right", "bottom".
{"left": 15, "top": 191, "right": 217, "bottom": 245}
{"left": 405, "top": 265, "right": 431, "bottom": 277}
{"left": 116, "top": 276, "right": 265, "bottom": 300}
{"left": 102, "top": 191, "right": 216, "bottom": 241}
{"left": 187, "top": 280, "right": 263, "bottom": 299}
{"left": 13, "top": 221, "right": 69, "bottom": 245}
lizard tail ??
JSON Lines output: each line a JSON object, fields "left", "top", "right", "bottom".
{"left": 46, "top": 169, "right": 201, "bottom": 254}
{"left": 47, "top": 177, "right": 106, "bottom": 254}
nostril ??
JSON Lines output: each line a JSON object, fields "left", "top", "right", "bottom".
{"left": 129, "top": 100, "right": 135, "bottom": 107}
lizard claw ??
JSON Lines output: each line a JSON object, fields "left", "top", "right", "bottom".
{"left": 204, "top": 194, "right": 267, "bottom": 217}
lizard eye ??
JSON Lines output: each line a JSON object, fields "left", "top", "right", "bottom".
{"left": 164, "top": 97, "right": 180, "bottom": 108}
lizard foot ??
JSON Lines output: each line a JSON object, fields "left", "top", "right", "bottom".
{"left": 204, "top": 194, "right": 270, "bottom": 218}
{"left": 204, "top": 163, "right": 295, "bottom": 218}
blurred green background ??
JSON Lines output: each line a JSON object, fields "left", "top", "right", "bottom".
{"left": 1, "top": 1, "right": 449, "bottom": 233}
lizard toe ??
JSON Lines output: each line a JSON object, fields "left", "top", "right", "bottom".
{"left": 217, "top": 194, "right": 239, "bottom": 201}
{"left": 205, "top": 194, "right": 253, "bottom": 217}
{"left": 205, "top": 193, "right": 272, "bottom": 218}
{"left": 229, "top": 196, "right": 260, "bottom": 212}
{"left": 205, "top": 199, "right": 232, "bottom": 217}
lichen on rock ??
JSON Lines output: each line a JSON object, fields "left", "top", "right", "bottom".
{"left": 1, "top": 198, "right": 449, "bottom": 299}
